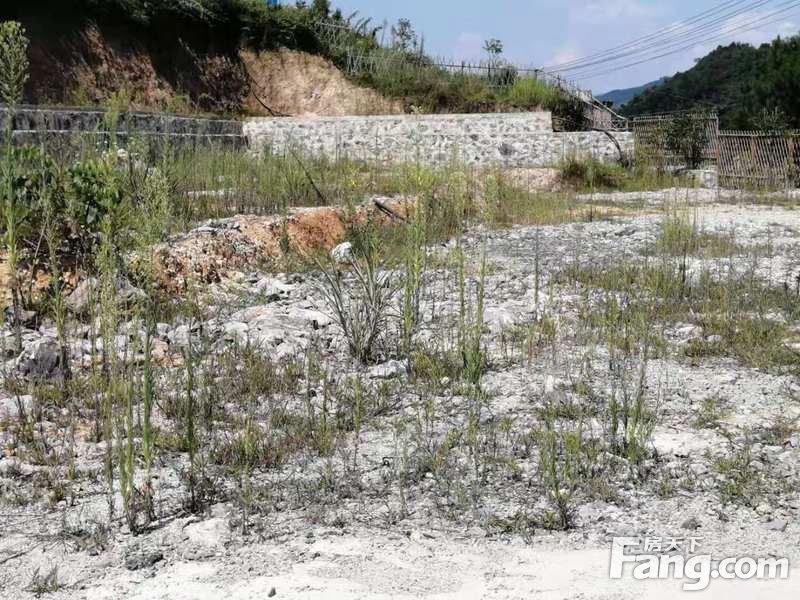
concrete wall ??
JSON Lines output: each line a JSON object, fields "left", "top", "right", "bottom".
{"left": 0, "top": 106, "right": 245, "bottom": 150}
{"left": 244, "top": 112, "right": 633, "bottom": 167}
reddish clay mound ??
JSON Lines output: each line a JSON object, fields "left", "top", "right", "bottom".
{"left": 151, "top": 198, "right": 414, "bottom": 293}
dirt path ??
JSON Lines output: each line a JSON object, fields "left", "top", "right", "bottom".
{"left": 85, "top": 529, "right": 796, "bottom": 599}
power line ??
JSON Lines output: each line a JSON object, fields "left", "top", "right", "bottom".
{"left": 574, "top": 6, "right": 800, "bottom": 81}
{"left": 548, "top": 0, "right": 782, "bottom": 73}
{"left": 545, "top": 0, "right": 764, "bottom": 71}
{"left": 570, "top": 2, "right": 800, "bottom": 81}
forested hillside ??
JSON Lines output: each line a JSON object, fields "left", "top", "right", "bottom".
{"left": 624, "top": 35, "right": 800, "bottom": 129}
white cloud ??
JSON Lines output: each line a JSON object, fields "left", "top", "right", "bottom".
{"left": 574, "top": 0, "right": 660, "bottom": 25}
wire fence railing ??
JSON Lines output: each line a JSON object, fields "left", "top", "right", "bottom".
{"left": 719, "top": 130, "right": 800, "bottom": 188}
{"left": 631, "top": 111, "right": 719, "bottom": 170}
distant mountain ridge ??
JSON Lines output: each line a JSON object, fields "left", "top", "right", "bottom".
{"left": 622, "top": 36, "right": 800, "bottom": 129}
{"left": 597, "top": 78, "right": 665, "bottom": 107}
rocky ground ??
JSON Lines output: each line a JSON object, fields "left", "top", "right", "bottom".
{"left": 1, "top": 195, "right": 799, "bottom": 598}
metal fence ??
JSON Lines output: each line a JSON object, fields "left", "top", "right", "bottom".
{"left": 631, "top": 111, "right": 719, "bottom": 169}
{"left": 718, "top": 130, "right": 800, "bottom": 188}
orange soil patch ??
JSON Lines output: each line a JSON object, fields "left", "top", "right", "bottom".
{"left": 0, "top": 253, "right": 10, "bottom": 310}
{"left": 151, "top": 198, "right": 414, "bottom": 293}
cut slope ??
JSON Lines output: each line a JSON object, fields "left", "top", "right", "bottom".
{"left": 242, "top": 49, "right": 401, "bottom": 117}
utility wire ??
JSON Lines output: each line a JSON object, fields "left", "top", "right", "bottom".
{"left": 570, "top": 3, "right": 800, "bottom": 81}
{"left": 545, "top": 0, "right": 765, "bottom": 71}
{"left": 549, "top": 0, "right": 782, "bottom": 73}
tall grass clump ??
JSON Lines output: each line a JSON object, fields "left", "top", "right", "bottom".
{"left": 537, "top": 417, "right": 584, "bottom": 530}
{"left": 504, "top": 77, "right": 585, "bottom": 126}
{"left": 458, "top": 247, "right": 487, "bottom": 387}
{"left": 560, "top": 156, "right": 625, "bottom": 190}
{"left": 318, "top": 224, "right": 398, "bottom": 365}
{"left": 400, "top": 205, "right": 428, "bottom": 366}
{"left": 0, "top": 21, "right": 30, "bottom": 352}
{"left": 654, "top": 208, "right": 740, "bottom": 258}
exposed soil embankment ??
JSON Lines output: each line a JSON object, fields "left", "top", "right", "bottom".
{"left": 0, "top": 253, "right": 11, "bottom": 309}
{"left": 9, "top": 12, "right": 400, "bottom": 117}
{"left": 242, "top": 49, "right": 402, "bottom": 117}
{"left": 151, "top": 198, "right": 414, "bottom": 292}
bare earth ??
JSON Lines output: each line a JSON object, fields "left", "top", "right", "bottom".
{"left": 242, "top": 49, "right": 403, "bottom": 117}
{"left": 2, "top": 197, "right": 799, "bottom": 599}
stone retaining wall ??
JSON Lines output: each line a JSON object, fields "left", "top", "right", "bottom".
{"left": 1, "top": 108, "right": 634, "bottom": 167}
{"left": 244, "top": 112, "right": 633, "bottom": 167}
{"left": 0, "top": 106, "right": 245, "bottom": 150}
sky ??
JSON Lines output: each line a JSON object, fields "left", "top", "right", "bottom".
{"left": 328, "top": 0, "right": 800, "bottom": 93}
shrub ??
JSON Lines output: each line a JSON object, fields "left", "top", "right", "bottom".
{"left": 663, "top": 112, "right": 711, "bottom": 169}
{"left": 560, "top": 156, "right": 625, "bottom": 189}
{"left": 0, "top": 21, "right": 29, "bottom": 107}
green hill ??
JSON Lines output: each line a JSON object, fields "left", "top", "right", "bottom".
{"left": 624, "top": 36, "right": 800, "bottom": 129}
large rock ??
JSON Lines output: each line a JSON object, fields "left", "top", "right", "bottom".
{"left": 18, "top": 338, "right": 65, "bottom": 380}
{"left": 124, "top": 544, "right": 164, "bottom": 571}
{"left": 0, "top": 393, "right": 33, "bottom": 420}
{"left": 66, "top": 278, "right": 98, "bottom": 314}
{"left": 369, "top": 360, "right": 406, "bottom": 379}
{"left": 67, "top": 277, "right": 146, "bottom": 315}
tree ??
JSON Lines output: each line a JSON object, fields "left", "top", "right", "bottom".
{"left": 483, "top": 38, "right": 503, "bottom": 57}
{"left": 311, "top": 0, "right": 330, "bottom": 17}
{"left": 391, "top": 18, "right": 416, "bottom": 52}
{"left": 663, "top": 112, "right": 711, "bottom": 170}
{"left": 752, "top": 107, "right": 789, "bottom": 133}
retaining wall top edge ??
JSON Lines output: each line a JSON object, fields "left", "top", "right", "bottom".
{"left": 0, "top": 105, "right": 241, "bottom": 125}
{"left": 244, "top": 111, "right": 552, "bottom": 125}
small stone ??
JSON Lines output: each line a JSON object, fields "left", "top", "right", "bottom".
{"left": 755, "top": 503, "right": 772, "bottom": 515}
{"left": 369, "top": 360, "right": 406, "bottom": 379}
{"left": 614, "top": 226, "right": 637, "bottom": 237}
{"left": 222, "top": 322, "right": 249, "bottom": 344}
{"left": 66, "top": 278, "right": 99, "bottom": 314}
{"left": 117, "top": 279, "right": 147, "bottom": 307}
{"left": 169, "top": 325, "right": 193, "bottom": 348}
{"left": 18, "top": 338, "right": 64, "bottom": 380}
{"left": 765, "top": 519, "right": 788, "bottom": 533}
{"left": 689, "top": 462, "right": 709, "bottom": 476}
{"left": 68, "top": 277, "right": 145, "bottom": 314}
{"left": 256, "top": 278, "right": 294, "bottom": 301}
{"left": 124, "top": 546, "right": 164, "bottom": 571}
{"left": 681, "top": 516, "right": 701, "bottom": 530}
{"left": 331, "top": 242, "right": 354, "bottom": 264}
{"left": 4, "top": 307, "right": 37, "bottom": 328}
